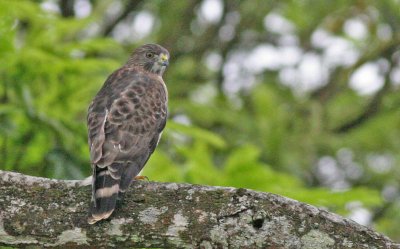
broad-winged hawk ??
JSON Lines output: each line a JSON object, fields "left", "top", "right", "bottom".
{"left": 87, "top": 44, "right": 169, "bottom": 224}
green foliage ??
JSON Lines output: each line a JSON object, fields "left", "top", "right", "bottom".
{"left": 145, "top": 142, "right": 381, "bottom": 215}
{"left": 0, "top": 1, "right": 122, "bottom": 178}
{"left": 0, "top": 0, "right": 399, "bottom": 241}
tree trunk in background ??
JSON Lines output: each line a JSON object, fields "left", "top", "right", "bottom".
{"left": 0, "top": 170, "right": 398, "bottom": 248}
{"left": 60, "top": 0, "right": 75, "bottom": 17}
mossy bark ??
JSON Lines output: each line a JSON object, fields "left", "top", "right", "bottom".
{"left": 0, "top": 170, "right": 398, "bottom": 248}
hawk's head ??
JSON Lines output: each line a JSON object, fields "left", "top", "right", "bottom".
{"left": 128, "top": 44, "right": 170, "bottom": 76}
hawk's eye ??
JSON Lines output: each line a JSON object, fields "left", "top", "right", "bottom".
{"left": 146, "top": 52, "right": 154, "bottom": 58}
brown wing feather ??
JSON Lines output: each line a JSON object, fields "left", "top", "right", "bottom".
{"left": 87, "top": 71, "right": 118, "bottom": 165}
{"left": 97, "top": 71, "right": 167, "bottom": 166}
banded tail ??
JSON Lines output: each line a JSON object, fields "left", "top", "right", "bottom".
{"left": 88, "top": 166, "right": 121, "bottom": 224}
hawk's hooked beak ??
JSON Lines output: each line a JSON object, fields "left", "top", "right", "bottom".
{"left": 159, "top": 53, "right": 169, "bottom": 67}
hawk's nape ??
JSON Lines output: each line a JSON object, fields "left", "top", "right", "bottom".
{"left": 87, "top": 44, "right": 169, "bottom": 224}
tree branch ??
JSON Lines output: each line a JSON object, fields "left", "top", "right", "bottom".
{"left": 0, "top": 170, "right": 398, "bottom": 248}
{"left": 101, "top": 0, "right": 144, "bottom": 37}
{"left": 311, "top": 39, "right": 400, "bottom": 104}
{"left": 333, "top": 66, "right": 393, "bottom": 133}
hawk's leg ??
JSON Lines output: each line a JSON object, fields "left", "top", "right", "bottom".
{"left": 117, "top": 176, "right": 148, "bottom": 201}
{"left": 117, "top": 192, "right": 125, "bottom": 200}
{"left": 117, "top": 192, "right": 126, "bottom": 206}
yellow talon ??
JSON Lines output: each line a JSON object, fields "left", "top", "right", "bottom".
{"left": 134, "top": 175, "right": 149, "bottom": 181}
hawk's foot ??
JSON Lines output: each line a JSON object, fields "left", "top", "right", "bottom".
{"left": 134, "top": 175, "right": 149, "bottom": 181}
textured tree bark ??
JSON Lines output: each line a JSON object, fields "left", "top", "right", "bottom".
{"left": 0, "top": 170, "right": 398, "bottom": 249}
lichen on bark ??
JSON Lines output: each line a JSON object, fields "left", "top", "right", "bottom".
{"left": 0, "top": 170, "right": 399, "bottom": 248}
